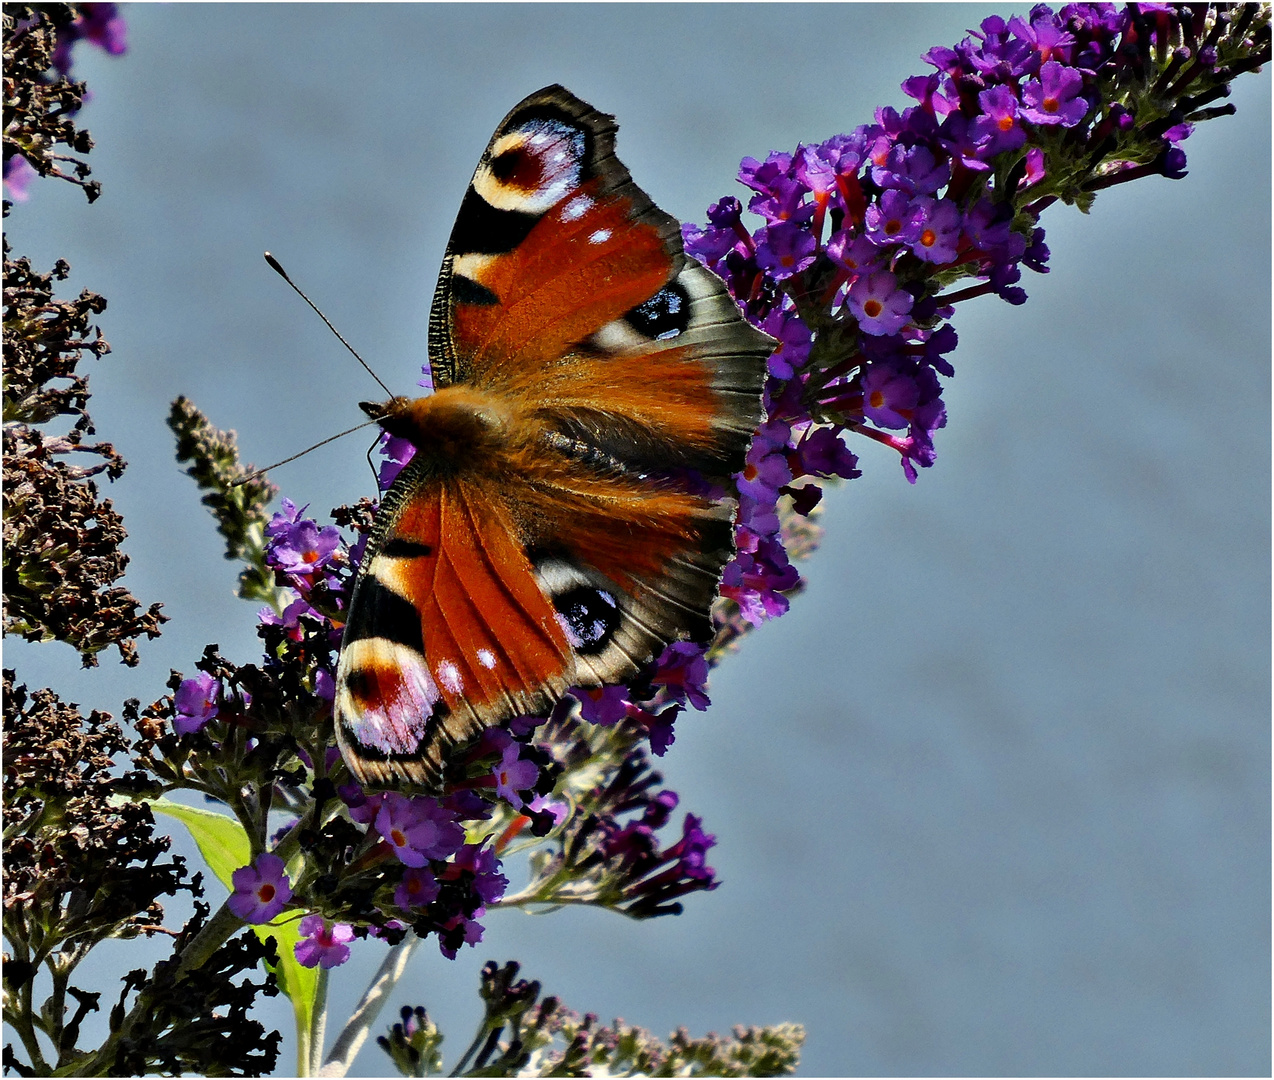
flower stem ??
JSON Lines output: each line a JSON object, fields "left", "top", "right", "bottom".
{"left": 317, "top": 936, "right": 421, "bottom": 1077}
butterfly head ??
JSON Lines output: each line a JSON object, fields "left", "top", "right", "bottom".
{"left": 360, "top": 388, "right": 518, "bottom": 466}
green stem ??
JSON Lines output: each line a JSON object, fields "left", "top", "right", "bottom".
{"left": 298, "top": 966, "right": 329, "bottom": 1076}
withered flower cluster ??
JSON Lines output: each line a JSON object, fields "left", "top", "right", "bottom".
{"left": 380, "top": 961, "right": 804, "bottom": 1077}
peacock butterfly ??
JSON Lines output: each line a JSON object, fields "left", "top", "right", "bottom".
{"left": 334, "top": 85, "right": 775, "bottom": 788}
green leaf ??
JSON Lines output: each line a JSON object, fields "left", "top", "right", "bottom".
{"left": 147, "top": 797, "right": 250, "bottom": 888}
{"left": 148, "top": 797, "right": 321, "bottom": 1061}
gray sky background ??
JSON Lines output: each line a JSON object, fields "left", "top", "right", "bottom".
{"left": 5, "top": 5, "right": 1269, "bottom": 1076}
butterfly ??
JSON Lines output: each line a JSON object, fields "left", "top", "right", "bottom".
{"left": 333, "top": 85, "right": 774, "bottom": 789}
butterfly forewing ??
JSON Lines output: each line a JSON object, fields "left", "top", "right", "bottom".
{"left": 337, "top": 85, "right": 774, "bottom": 788}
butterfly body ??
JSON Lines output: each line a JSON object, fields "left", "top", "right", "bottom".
{"left": 335, "top": 86, "right": 774, "bottom": 788}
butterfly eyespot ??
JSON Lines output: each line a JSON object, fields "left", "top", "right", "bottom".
{"left": 624, "top": 281, "right": 691, "bottom": 341}
{"left": 554, "top": 585, "right": 621, "bottom": 655}
{"left": 478, "top": 119, "right": 586, "bottom": 214}
{"left": 490, "top": 145, "right": 545, "bottom": 191}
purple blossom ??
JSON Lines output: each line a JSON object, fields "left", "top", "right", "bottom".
{"left": 874, "top": 142, "right": 949, "bottom": 196}
{"left": 793, "top": 427, "right": 860, "bottom": 480}
{"left": 847, "top": 271, "right": 914, "bottom": 336}
{"left": 376, "top": 432, "right": 416, "bottom": 490}
{"left": 860, "top": 363, "right": 921, "bottom": 429}
{"left": 340, "top": 784, "right": 389, "bottom": 825}
{"left": 437, "top": 912, "right": 485, "bottom": 960}
{"left": 527, "top": 793, "right": 570, "bottom": 827}
{"left": 911, "top": 197, "right": 962, "bottom": 264}
{"left": 621, "top": 813, "right": 719, "bottom": 919}
{"left": 264, "top": 501, "right": 341, "bottom": 577}
{"left": 971, "top": 85, "right": 1027, "bottom": 157}
{"left": 173, "top": 673, "right": 219, "bottom": 735}
{"left": 748, "top": 177, "right": 814, "bottom": 227}
{"left": 630, "top": 703, "right": 679, "bottom": 756}
{"left": 721, "top": 538, "right": 800, "bottom": 627}
{"left": 50, "top": 3, "right": 127, "bottom": 74}
{"left": 256, "top": 594, "right": 317, "bottom": 640}
{"left": 375, "top": 794, "right": 464, "bottom": 867}
{"left": 449, "top": 843, "right": 509, "bottom": 905}
{"left": 754, "top": 222, "right": 817, "bottom": 280}
{"left": 491, "top": 744, "right": 539, "bottom": 809}
{"left": 571, "top": 684, "right": 631, "bottom": 725}
{"left": 737, "top": 420, "right": 793, "bottom": 511}
{"left": 228, "top": 853, "right": 292, "bottom": 924}
{"left": 738, "top": 151, "right": 793, "bottom": 195}
{"left": 294, "top": 915, "right": 354, "bottom": 969}
{"left": 1020, "top": 60, "right": 1090, "bottom": 127}
{"left": 864, "top": 188, "right": 924, "bottom": 249}
{"left": 650, "top": 642, "right": 711, "bottom": 712}
{"left": 1008, "top": 12, "right": 1075, "bottom": 66}
{"left": 759, "top": 307, "right": 814, "bottom": 380}
{"left": 394, "top": 866, "right": 441, "bottom": 911}
{"left": 3, "top": 156, "right": 36, "bottom": 202}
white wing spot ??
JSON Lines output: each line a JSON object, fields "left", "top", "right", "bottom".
{"left": 588, "top": 228, "right": 612, "bottom": 245}
{"left": 436, "top": 660, "right": 463, "bottom": 694}
{"left": 562, "top": 195, "right": 591, "bottom": 221}
{"left": 477, "top": 649, "right": 496, "bottom": 670}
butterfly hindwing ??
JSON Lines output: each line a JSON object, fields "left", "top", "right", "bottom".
{"left": 337, "top": 86, "right": 774, "bottom": 788}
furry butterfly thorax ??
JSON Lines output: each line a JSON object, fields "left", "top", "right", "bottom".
{"left": 335, "top": 86, "right": 775, "bottom": 789}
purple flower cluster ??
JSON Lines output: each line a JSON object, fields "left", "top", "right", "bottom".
{"left": 683, "top": 2, "right": 1255, "bottom": 635}
{"left": 582, "top": 762, "right": 719, "bottom": 919}
{"left": 564, "top": 639, "right": 715, "bottom": 757}
{"left": 208, "top": 4, "right": 1270, "bottom": 966}
{"left": 607, "top": 808, "right": 719, "bottom": 920}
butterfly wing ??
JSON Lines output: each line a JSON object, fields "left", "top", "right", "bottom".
{"left": 428, "top": 85, "right": 772, "bottom": 475}
{"left": 335, "top": 462, "right": 576, "bottom": 788}
{"left": 337, "top": 86, "right": 773, "bottom": 788}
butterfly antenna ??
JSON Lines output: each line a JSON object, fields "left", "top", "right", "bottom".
{"left": 264, "top": 251, "right": 394, "bottom": 398}
{"left": 232, "top": 419, "right": 382, "bottom": 486}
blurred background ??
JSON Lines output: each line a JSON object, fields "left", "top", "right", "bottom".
{"left": 4, "top": 5, "right": 1269, "bottom": 1076}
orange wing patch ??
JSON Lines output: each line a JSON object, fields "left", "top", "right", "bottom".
{"left": 376, "top": 481, "right": 574, "bottom": 715}
{"left": 453, "top": 185, "right": 674, "bottom": 376}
